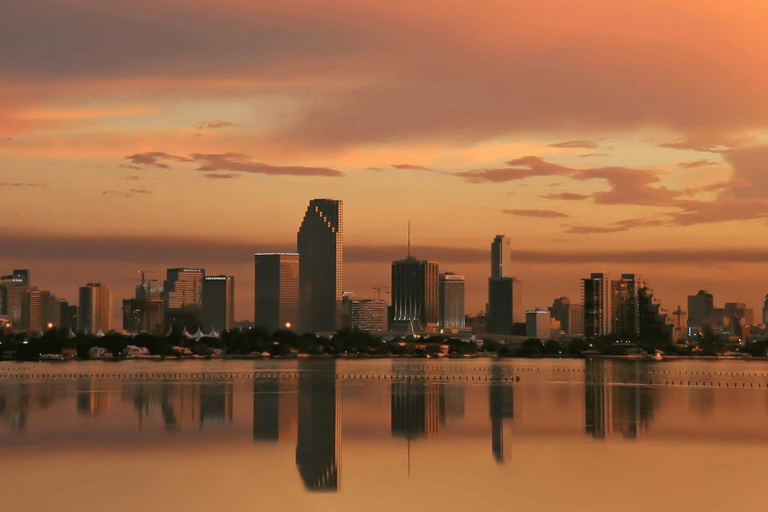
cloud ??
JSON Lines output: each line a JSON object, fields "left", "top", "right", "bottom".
{"left": 125, "top": 152, "right": 193, "bottom": 169}
{"left": 577, "top": 153, "right": 609, "bottom": 158}
{"left": 391, "top": 164, "right": 432, "bottom": 171}
{"left": 0, "top": 182, "right": 46, "bottom": 188}
{"left": 196, "top": 120, "right": 235, "bottom": 129}
{"left": 101, "top": 189, "right": 151, "bottom": 198}
{"left": 456, "top": 156, "right": 569, "bottom": 183}
{"left": 5, "top": 230, "right": 768, "bottom": 267}
{"left": 541, "top": 192, "right": 589, "bottom": 201}
{"left": 547, "top": 140, "right": 598, "bottom": 149}
{"left": 191, "top": 153, "right": 343, "bottom": 177}
{"left": 204, "top": 173, "right": 239, "bottom": 179}
{"left": 565, "top": 218, "right": 665, "bottom": 234}
{"left": 668, "top": 199, "right": 768, "bottom": 226}
{"left": 120, "top": 175, "right": 141, "bottom": 180}
{"left": 124, "top": 151, "right": 344, "bottom": 177}
{"left": 503, "top": 209, "right": 570, "bottom": 218}
{"left": 679, "top": 159, "right": 718, "bottom": 169}
{"left": 721, "top": 145, "right": 768, "bottom": 199}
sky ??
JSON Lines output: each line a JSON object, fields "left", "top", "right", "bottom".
{"left": 3, "top": 0, "right": 768, "bottom": 323}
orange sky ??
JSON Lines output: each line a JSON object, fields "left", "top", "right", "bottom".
{"left": 3, "top": 0, "right": 768, "bottom": 321}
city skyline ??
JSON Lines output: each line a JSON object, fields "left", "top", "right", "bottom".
{"left": 3, "top": 1, "right": 768, "bottom": 323}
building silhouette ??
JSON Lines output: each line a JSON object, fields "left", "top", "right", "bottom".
{"left": 202, "top": 275, "right": 234, "bottom": 332}
{"left": 350, "top": 299, "right": 388, "bottom": 333}
{"left": 487, "top": 277, "right": 522, "bottom": 334}
{"left": 163, "top": 268, "right": 204, "bottom": 332}
{"left": 582, "top": 273, "right": 609, "bottom": 337}
{"left": 490, "top": 235, "right": 511, "bottom": 278}
{"left": 296, "top": 360, "right": 340, "bottom": 491}
{"left": 610, "top": 274, "right": 640, "bottom": 337}
{"left": 549, "top": 297, "right": 584, "bottom": 336}
{"left": 439, "top": 272, "right": 465, "bottom": 329}
{"left": 1, "top": 270, "right": 31, "bottom": 329}
{"left": 687, "top": 290, "right": 714, "bottom": 328}
{"left": 391, "top": 257, "right": 439, "bottom": 330}
{"left": 297, "top": 199, "right": 343, "bottom": 333}
{"left": 78, "top": 283, "right": 112, "bottom": 333}
{"left": 254, "top": 253, "right": 300, "bottom": 332}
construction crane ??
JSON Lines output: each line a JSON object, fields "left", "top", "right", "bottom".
{"left": 373, "top": 285, "right": 390, "bottom": 301}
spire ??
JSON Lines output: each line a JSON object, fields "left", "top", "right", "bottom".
{"left": 407, "top": 220, "right": 411, "bottom": 258}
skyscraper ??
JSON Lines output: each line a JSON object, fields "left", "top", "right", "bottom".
{"left": 1, "top": 270, "right": 31, "bottom": 328}
{"left": 202, "top": 275, "right": 235, "bottom": 332}
{"left": 297, "top": 199, "right": 343, "bottom": 333}
{"left": 78, "top": 283, "right": 112, "bottom": 333}
{"left": 549, "top": 297, "right": 584, "bottom": 336}
{"left": 487, "top": 277, "right": 522, "bottom": 334}
{"left": 439, "top": 272, "right": 465, "bottom": 329}
{"left": 163, "top": 268, "right": 204, "bottom": 332}
{"left": 687, "top": 290, "right": 714, "bottom": 327}
{"left": 255, "top": 253, "right": 300, "bottom": 332}
{"left": 610, "top": 274, "right": 640, "bottom": 337}
{"left": 391, "top": 257, "right": 439, "bottom": 330}
{"left": 490, "top": 235, "right": 511, "bottom": 278}
{"left": 582, "top": 273, "right": 609, "bottom": 337}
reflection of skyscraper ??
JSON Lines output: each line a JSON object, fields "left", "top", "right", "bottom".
{"left": 199, "top": 382, "right": 233, "bottom": 426}
{"left": 254, "top": 377, "right": 280, "bottom": 442}
{"left": 584, "top": 359, "right": 656, "bottom": 439}
{"left": 391, "top": 363, "right": 444, "bottom": 439}
{"left": 296, "top": 360, "right": 340, "bottom": 491}
{"left": 489, "top": 365, "right": 514, "bottom": 463}
{"left": 76, "top": 377, "right": 113, "bottom": 416}
{"left": 297, "top": 199, "right": 343, "bottom": 333}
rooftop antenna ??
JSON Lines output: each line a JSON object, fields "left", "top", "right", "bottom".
{"left": 407, "top": 221, "right": 411, "bottom": 258}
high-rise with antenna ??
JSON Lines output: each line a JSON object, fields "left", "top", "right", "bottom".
{"left": 391, "top": 222, "right": 439, "bottom": 331}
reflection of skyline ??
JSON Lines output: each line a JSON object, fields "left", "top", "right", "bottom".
{"left": 391, "top": 363, "right": 445, "bottom": 440}
{"left": 489, "top": 364, "right": 514, "bottom": 463}
{"left": 296, "top": 360, "right": 340, "bottom": 491}
{"left": 253, "top": 377, "right": 280, "bottom": 442}
{"left": 77, "top": 378, "right": 114, "bottom": 416}
{"left": 584, "top": 359, "right": 656, "bottom": 439}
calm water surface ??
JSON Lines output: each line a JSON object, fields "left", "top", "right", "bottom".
{"left": 2, "top": 358, "right": 768, "bottom": 511}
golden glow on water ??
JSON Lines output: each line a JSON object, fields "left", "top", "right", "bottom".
{"left": 2, "top": 359, "right": 768, "bottom": 511}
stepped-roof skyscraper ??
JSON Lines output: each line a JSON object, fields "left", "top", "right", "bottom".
{"left": 297, "top": 199, "right": 343, "bottom": 333}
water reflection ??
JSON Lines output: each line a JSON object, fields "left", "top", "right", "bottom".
{"left": 584, "top": 358, "right": 657, "bottom": 439}
{"left": 489, "top": 364, "right": 514, "bottom": 462}
{"left": 296, "top": 360, "right": 340, "bottom": 491}
{"left": 391, "top": 362, "right": 445, "bottom": 439}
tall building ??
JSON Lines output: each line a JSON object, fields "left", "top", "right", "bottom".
{"left": 549, "top": 297, "right": 584, "bottom": 336}
{"left": 202, "top": 275, "right": 235, "bottom": 332}
{"left": 491, "top": 235, "right": 511, "bottom": 278}
{"left": 439, "top": 273, "right": 465, "bottom": 329}
{"left": 254, "top": 253, "right": 300, "bottom": 332}
{"left": 486, "top": 277, "right": 522, "bottom": 334}
{"left": 163, "top": 268, "right": 204, "bottom": 332}
{"left": 638, "top": 282, "right": 674, "bottom": 343}
{"left": 610, "top": 274, "right": 640, "bottom": 337}
{"left": 763, "top": 295, "right": 768, "bottom": 325}
{"left": 350, "top": 300, "right": 388, "bottom": 333}
{"left": 1, "top": 270, "right": 31, "bottom": 328}
{"left": 59, "top": 300, "right": 78, "bottom": 332}
{"left": 687, "top": 290, "right": 714, "bottom": 327}
{"left": 78, "top": 283, "right": 112, "bottom": 333}
{"left": 391, "top": 257, "right": 439, "bottom": 330}
{"left": 582, "top": 273, "right": 610, "bottom": 337}
{"left": 297, "top": 199, "right": 343, "bottom": 333}
{"left": 122, "top": 299, "right": 164, "bottom": 334}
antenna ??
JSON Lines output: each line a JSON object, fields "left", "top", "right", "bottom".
{"left": 407, "top": 221, "right": 411, "bottom": 258}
